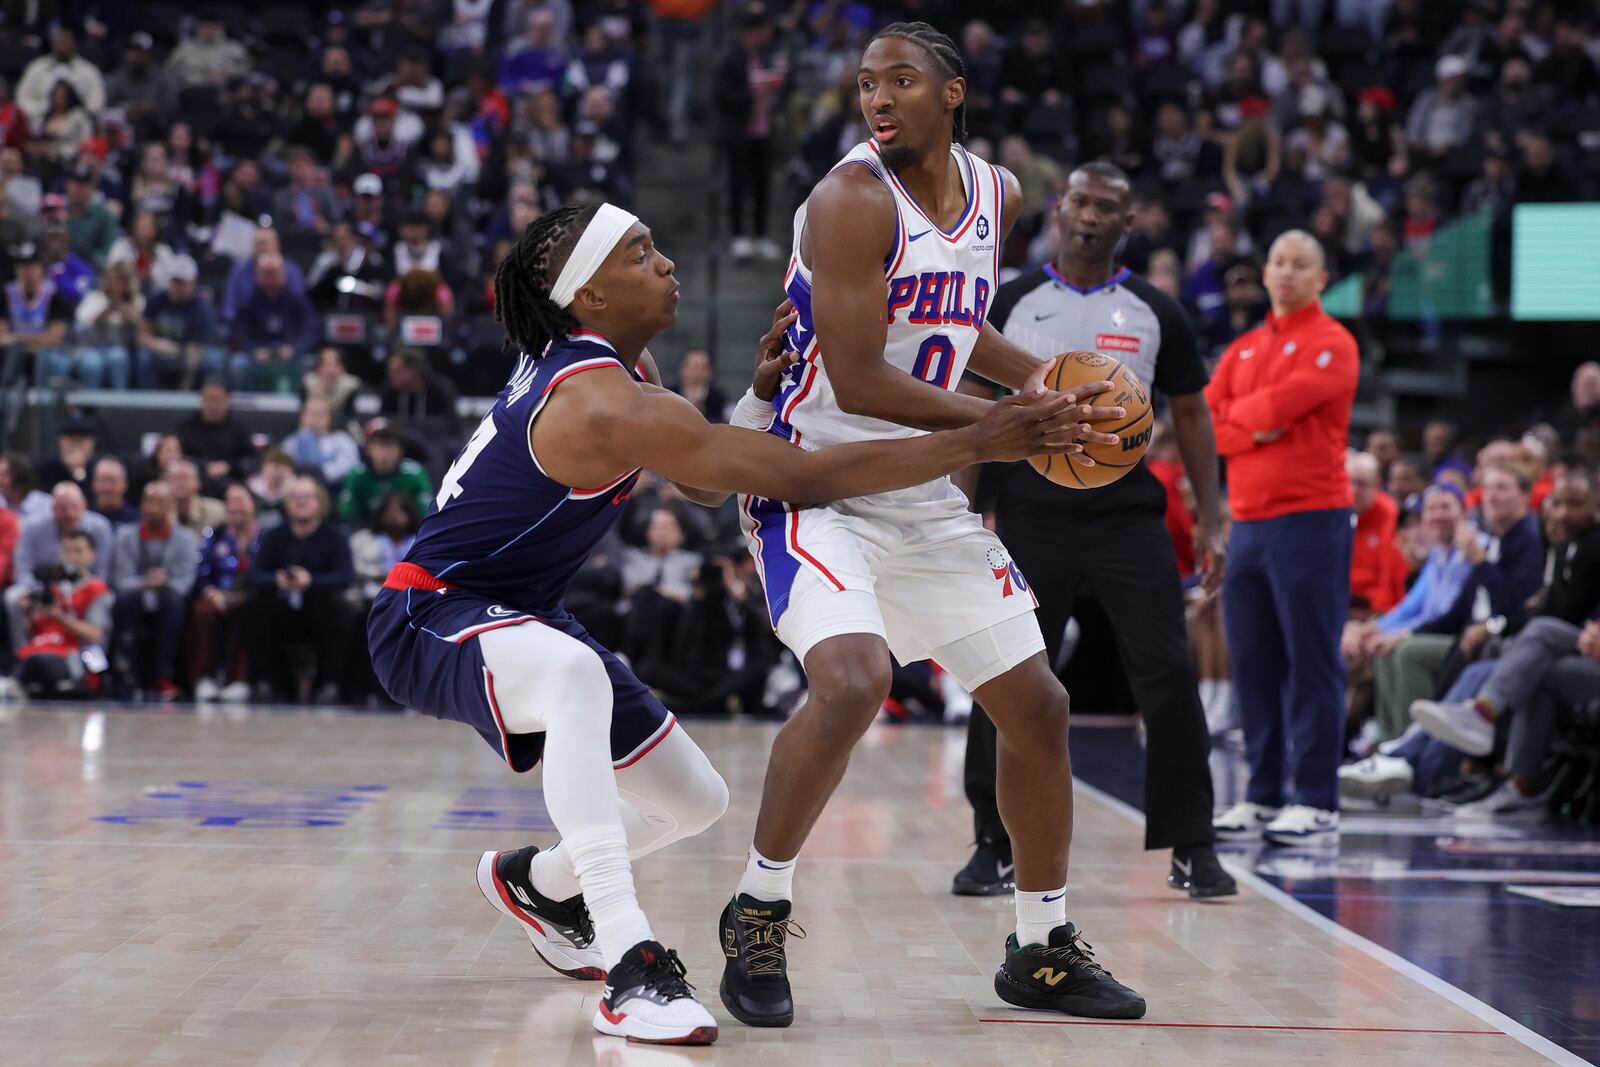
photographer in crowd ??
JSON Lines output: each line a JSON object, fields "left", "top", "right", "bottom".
{"left": 7, "top": 529, "right": 111, "bottom": 698}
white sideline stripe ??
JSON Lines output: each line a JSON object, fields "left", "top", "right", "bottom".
{"left": 1073, "top": 777, "right": 1594, "bottom": 1067}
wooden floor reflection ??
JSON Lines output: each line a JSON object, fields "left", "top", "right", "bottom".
{"left": 0, "top": 705, "right": 1559, "bottom": 1066}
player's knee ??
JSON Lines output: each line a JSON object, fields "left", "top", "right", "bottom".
{"left": 1005, "top": 681, "right": 1070, "bottom": 755}
{"left": 808, "top": 660, "right": 892, "bottom": 732}
{"left": 680, "top": 765, "right": 730, "bottom": 835}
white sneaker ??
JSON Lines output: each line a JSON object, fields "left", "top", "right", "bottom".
{"left": 0, "top": 675, "right": 26, "bottom": 705}
{"left": 1213, "top": 801, "right": 1280, "bottom": 840}
{"left": 1454, "top": 780, "right": 1547, "bottom": 820}
{"left": 1338, "top": 754, "right": 1414, "bottom": 800}
{"left": 194, "top": 677, "right": 220, "bottom": 702}
{"left": 1411, "top": 699, "right": 1494, "bottom": 757}
{"left": 219, "top": 681, "right": 251, "bottom": 703}
{"left": 730, "top": 236, "right": 755, "bottom": 260}
{"left": 1262, "top": 805, "right": 1340, "bottom": 847}
{"left": 593, "top": 940, "right": 717, "bottom": 1045}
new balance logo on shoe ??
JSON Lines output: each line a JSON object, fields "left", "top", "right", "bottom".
{"left": 1032, "top": 967, "right": 1069, "bottom": 987}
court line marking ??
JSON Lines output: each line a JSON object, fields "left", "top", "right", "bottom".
{"left": 977, "top": 1019, "right": 1504, "bottom": 1035}
{"left": 1073, "top": 778, "right": 1596, "bottom": 1067}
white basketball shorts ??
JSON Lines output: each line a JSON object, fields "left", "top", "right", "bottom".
{"left": 739, "top": 477, "right": 1044, "bottom": 689}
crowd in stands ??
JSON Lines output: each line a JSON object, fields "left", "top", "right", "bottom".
{"left": 768, "top": 0, "right": 1600, "bottom": 350}
{"left": 0, "top": 2, "right": 652, "bottom": 398}
{"left": 1327, "top": 369, "right": 1600, "bottom": 821}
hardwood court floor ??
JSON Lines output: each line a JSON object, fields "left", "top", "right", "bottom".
{"left": 0, "top": 705, "right": 1564, "bottom": 1066}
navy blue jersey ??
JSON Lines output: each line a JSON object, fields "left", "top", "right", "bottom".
{"left": 403, "top": 330, "right": 641, "bottom": 614}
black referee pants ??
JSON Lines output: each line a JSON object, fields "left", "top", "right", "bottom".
{"left": 963, "top": 504, "right": 1216, "bottom": 851}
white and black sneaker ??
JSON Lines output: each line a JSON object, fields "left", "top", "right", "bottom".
{"left": 952, "top": 837, "right": 1016, "bottom": 896}
{"left": 1262, "top": 805, "right": 1340, "bottom": 847}
{"left": 594, "top": 940, "right": 718, "bottom": 1045}
{"left": 1213, "top": 801, "right": 1279, "bottom": 841}
{"left": 476, "top": 847, "right": 605, "bottom": 980}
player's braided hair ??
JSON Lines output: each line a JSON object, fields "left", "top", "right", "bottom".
{"left": 869, "top": 21, "right": 968, "bottom": 142}
{"left": 493, "top": 202, "right": 599, "bottom": 357}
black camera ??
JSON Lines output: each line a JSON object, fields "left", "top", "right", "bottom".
{"left": 33, "top": 562, "right": 82, "bottom": 586}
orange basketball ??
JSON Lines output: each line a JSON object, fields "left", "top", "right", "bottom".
{"left": 1027, "top": 350, "right": 1154, "bottom": 489}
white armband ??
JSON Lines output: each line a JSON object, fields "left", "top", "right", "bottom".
{"left": 730, "top": 388, "right": 775, "bottom": 431}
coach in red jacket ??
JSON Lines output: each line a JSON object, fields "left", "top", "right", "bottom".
{"left": 1204, "top": 230, "right": 1359, "bottom": 848}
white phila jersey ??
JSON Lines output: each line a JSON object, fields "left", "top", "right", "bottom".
{"left": 767, "top": 139, "right": 1006, "bottom": 450}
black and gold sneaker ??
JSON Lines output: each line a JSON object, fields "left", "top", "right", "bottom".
{"left": 718, "top": 894, "right": 806, "bottom": 1027}
{"left": 994, "top": 923, "right": 1146, "bottom": 1018}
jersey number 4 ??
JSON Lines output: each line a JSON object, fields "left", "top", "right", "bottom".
{"left": 436, "top": 414, "right": 498, "bottom": 509}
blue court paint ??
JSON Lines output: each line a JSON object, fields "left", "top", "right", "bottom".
{"left": 432, "top": 786, "right": 555, "bottom": 832}
{"left": 93, "top": 780, "right": 385, "bottom": 828}
{"left": 1067, "top": 722, "right": 1600, "bottom": 1063}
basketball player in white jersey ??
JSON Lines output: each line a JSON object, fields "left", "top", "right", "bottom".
{"left": 717, "top": 23, "right": 1147, "bottom": 1026}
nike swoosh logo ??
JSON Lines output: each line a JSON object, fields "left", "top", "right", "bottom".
{"left": 1174, "top": 858, "right": 1192, "bottom": 877}
{"left": 1041, "top": 891, "right": 1064, "bottom": 902}
{"left": 1033, "top": 312, "right": 1061, "bottom": 321}
{"left": 997, "top": 862, "right": 1015, "bottom": 878}
{"left": 907, "top": 229, "right": 932, "bottom": 242}
{"left": 755, "top": 859, "right": 792, "bottom": 870}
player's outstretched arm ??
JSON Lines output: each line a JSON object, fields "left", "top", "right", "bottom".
{"left": 570, "top": 368, "right": 1090, "bottom": 505}
{"left": 806, "top": 168, "right": 995, "bottom": 431}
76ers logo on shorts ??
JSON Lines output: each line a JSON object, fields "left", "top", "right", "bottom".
{"left": 985, "top": 547, "right": 1030, "bottom": 599}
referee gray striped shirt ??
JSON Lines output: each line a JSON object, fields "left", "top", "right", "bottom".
{"left": 984, "top": 263, "right": 1207, "bottom": 514}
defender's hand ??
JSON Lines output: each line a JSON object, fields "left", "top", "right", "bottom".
{"left": 973, "top": 390, "right": 1105, "bottom": 463}
{"left": 754, "top": 299, "right": 799, "bottom": 402}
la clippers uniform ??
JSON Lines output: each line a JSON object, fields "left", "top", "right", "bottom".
{"left": 368, "top": 331, "right": 675, "bottom": 772}
{"left": 740, "top": 141, "right": 1040, "bottom": 671}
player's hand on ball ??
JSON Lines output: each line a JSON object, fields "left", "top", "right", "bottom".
{"left": 1021, "top": 361, "right": 1124, "bottom": 453}
{"left": 975, "top": 390, "right": 1108, "bottom": 463}
{"left": 753, "top": 299, "right": 800, "bottom": 402}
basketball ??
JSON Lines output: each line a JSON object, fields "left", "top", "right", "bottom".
{"left": 1027, "top": 350, "right": 1154, "bottom": 489}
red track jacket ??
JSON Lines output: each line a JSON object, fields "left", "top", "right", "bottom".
{"left": 1205, "top": 300, "right": 1360, "bottom": 523}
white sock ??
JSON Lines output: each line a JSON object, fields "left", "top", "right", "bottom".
{"left": 528, "top": 846, "right": 582, "bottom": 902}
{"left": 1015, "top": 887, "right": 1066, "bottom": 947}
{"left": 563, "top": 827, "right": 654, "bottom": 969}
{"left": 735, "top": 845, "right": 795, "bottom": 902}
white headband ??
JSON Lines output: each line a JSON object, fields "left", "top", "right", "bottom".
{"left": 547, "top": 203, "right": 640, "bottom": 309}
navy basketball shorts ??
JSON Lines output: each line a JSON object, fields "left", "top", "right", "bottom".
{"left": 368, "top": 584, "right": 675, "bottom": 773}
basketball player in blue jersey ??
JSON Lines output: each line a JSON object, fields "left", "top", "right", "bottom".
{"left": 718, "top": 23, "right": 1148, "bottom": 1025}
{"left": 367, "top": 202, "right": 1093, "bottom": 1045}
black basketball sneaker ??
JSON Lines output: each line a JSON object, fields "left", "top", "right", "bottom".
{"left": 995, "top": 923, "right": 1147, "bottom": 1018}
{"left": 593, "top": 940, "right": 718, "bottom": 1045}
{"left": 952, "top": 837, "right": 1016, "bottom": 896}
{"left": 718, "top": 894, "right": 807, "bottom": 1027}
{"left": 475, "top": 846, "right": 605, "bottom": 979}
{"left": 1166, "top": 845, "right": 1238, "bottom": 899}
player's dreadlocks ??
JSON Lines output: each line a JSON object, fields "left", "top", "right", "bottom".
{"left": 869, "top": 21, "right": 968, "bottom": 142}
{"left": 493, "top": 202, "right": 599, "bottom": 357}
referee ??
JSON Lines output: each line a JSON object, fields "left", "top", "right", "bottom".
{"left": 956, "top": 162, "right": 1236, "bottom": 899}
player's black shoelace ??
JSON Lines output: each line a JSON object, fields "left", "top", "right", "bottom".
{"left": 642, "top": 947, "right": 696, "bottom": 999}
{"left": 1038, "top": 930, "right": 1110, "bottom": 979}
{"left": 568, "top": 898, "right": 596, "bottom": 948}
{"left": 737, "top": 913, "right": 807, "bottom": 976}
